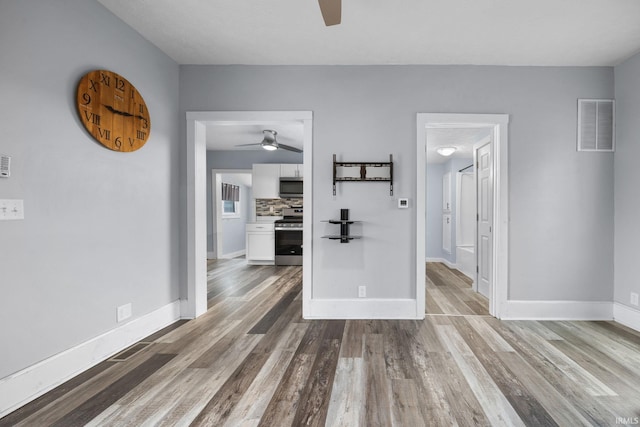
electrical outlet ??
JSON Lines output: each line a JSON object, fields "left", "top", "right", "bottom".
{"left": 631, "top": 292, "right": 639, "bottom": 307}
{"left": 117, "top": 303, "right": 132, "bottom": 322}
{"left": 358, "top": 286, "right": 366, "bottom": 298}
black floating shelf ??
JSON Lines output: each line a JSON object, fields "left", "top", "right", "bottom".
{"left": 322, "top": 209, "right": 361, "bottom": 243}
{"left": 324, "top": 235, "right": 362, "bottom": 241}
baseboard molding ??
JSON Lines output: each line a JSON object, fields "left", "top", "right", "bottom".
{"left": 0, "top": 300, "right": 181, "bottom": 418}
{"left": 220, "top": 249, "right": 246, "bottom": 259}
{"left": 426, "top": 257, "right": 456, "bottom": 270}
{"left": 613, "top": 303, "right": 640, "bottom": 332}
{"left": 501, "top": 300, "right": 613, "bottom": 320}
{"left": 304, "top": 298, "right": 421, "bottom": 319}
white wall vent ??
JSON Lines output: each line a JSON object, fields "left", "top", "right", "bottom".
{"left": 577, "top": 99, "right": 615, "bottom": 152}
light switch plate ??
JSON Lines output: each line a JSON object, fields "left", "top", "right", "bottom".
{"left": 0, "top": 199, "right": 24, "bottom": 220}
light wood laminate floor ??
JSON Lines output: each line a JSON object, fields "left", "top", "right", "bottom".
{"left": 3, "top": 259, "right": 640, "bottom": 426}
{"left": 426, "top": 262, "right": 489, "bottom": 315}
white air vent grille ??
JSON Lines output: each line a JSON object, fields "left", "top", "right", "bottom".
{"left": 577, "top": 99, "right": 615, "bottom": 152}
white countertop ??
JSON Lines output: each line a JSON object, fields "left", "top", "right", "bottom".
{"left": 253, "top": 216, "right": 282, "bottom": 223}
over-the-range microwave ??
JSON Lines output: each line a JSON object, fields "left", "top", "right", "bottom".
{"left": 279, "top": 177, "right": 303, "bottom": 198}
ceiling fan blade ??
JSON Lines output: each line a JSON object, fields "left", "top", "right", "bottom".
{"left": 235, "top": 143, "right": 263, "bottom": 147}
{"left": 277, "top": 143, "right": 303, "bottom": 153}
{"left": 318, "top": 0, "right": 341, "bottom": 26}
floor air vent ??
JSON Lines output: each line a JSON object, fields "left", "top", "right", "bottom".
{"left": 577, "top": 99, "right": 615, "bottom": 152}
{"left": 109, "top": 342, "right": 151, "bottom": 362}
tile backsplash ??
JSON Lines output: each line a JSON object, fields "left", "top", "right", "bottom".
{"left": 256, "top": 198, "right": 303, "bottom": 216}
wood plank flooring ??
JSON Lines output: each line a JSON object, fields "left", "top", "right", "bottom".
{"left": 426, "top": 262, "right": 489, "bottom": 315}
{"left": 3, "top": 259, "right": 640, "bottom": 426}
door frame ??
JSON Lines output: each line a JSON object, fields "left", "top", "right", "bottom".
{"left": 185, "top": 111, "right": 313, "bottom": 319}
{"left": 212, "top": 169, "right": 253, "bottom": 260}
{"left": 416, "top": 113, "right": 509, "bottom": 318}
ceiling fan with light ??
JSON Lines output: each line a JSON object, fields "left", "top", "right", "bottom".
{"left": 236, "top": 130, "right": 303, "bottom": 153}
{"left": 318, "top": 0, "right": 341, "bottom": 26}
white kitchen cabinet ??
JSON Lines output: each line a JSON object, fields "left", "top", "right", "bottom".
{"left": 280, "top": 163, "right": 303, "bottom": 178}
{"left": 442, "top": 171, "right": 451, "bottom": 212}
{"left": 252, "top": 164, "right": 280, "bottom": 199}
{"left": 246, "top": 223, "right": 275, "bottom": 264}
{"left": 443, "top": 214, "right": 452, "bottom": 254}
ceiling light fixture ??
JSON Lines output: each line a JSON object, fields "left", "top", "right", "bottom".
{"left": 261, "top": 130, "right": 279, "bottom": 151}
{"left": 436, "top": 146, "right": 457, "bottom": 157}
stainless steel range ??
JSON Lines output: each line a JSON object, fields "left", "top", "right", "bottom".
{"left": 274, "top": 207, "right": 303, "bottom": 266}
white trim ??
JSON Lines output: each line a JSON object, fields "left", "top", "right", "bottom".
{"left": 0, "top": 300, "right": 181, "bottom": 418}
{"left": 426, "top": 257, "right": 457, "bottom": 270}
{"left": 305, "top": 299, "right": 420, "bottom": 319}
{"left": 220, "top": 249, "right": 246, "bottom": 259}
{"left": 417, "top": 113, "right": 509, "bottom": 319}
{"left": 207, "top": 251, "right": 216, "bottom": 259}
{"left": 613, "top": 303, "right": 640, "bottom": 332}
{"left": 186, "top": 111, "right": 313, "bottom": 321}
{"left": 501, "top": 300, "right": 613, "bottom": 320}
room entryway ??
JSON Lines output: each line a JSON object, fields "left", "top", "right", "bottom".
{"left": 416, "top": 113, "right": 509, "bottom": 318}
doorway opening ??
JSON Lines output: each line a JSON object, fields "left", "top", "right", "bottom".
{"left": 185, "top": 111, "right": 313, "bottom": 319}
{"left": 211, "top": 170, "right": 253, "bottom": 260}
{"left": 416, "top": 113, "right": 509, "bottom": 318}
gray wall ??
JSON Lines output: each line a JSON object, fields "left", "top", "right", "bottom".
{"left": 0, "top": 1, "right": 180, "bottom": 378}
{"left": 180, "top": 65, "right": 614, "bottom": 302}
{"left": 426, "top": 163, "right": 445, "bottom": 259}
{"left": 614, "top": 51, "right": 640, "bottom": 309}
{"left": 205, "top": 150, "right": 303, "bottom": 253}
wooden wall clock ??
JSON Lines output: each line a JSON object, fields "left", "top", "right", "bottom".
{"left": 76, "top": 70, "right": 151, "bottom": 152}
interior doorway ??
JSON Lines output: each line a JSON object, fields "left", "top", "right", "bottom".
{"left": 185, "top": 111, "right": 313, "bottom": 319}
{"left": 211, "top": 170, "right": 252, "bottom": 260}
{"left": 416, "top": 113, "right": 509, "bottom": 318}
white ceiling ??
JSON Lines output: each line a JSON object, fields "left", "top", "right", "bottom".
{"left": 426, "top": 127, "right": 491, "bottom": 164}
{"left": 206, "top": 122, "right": 303, "bottom": 151}
{"left": 98, "top": 0, "right": 640, "bottom": 66}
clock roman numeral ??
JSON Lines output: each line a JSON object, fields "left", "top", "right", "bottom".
{"left": 137, "top": 130, "right": 146, "bottom": 140}
{"left": 83, "top": 111, "right": 100, "bottom": 125}
{"left": 115, "top": 77, "right": 125, "bottom": 91}
{"left": 88, "top": 79, "right": 98, "bottom": 92}
{"left": 139, "top": 104, "right": 145, "bottom": 114}
{"left": 100, "top": 72, "right": 110, "bottom": 87}
{"left": 98, "top": 128, "right": 110, "bottom": 140}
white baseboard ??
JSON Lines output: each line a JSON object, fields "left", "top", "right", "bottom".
{"left": 501, "top": 300, "right": 613, "bottom": 320}
{"left": 0, "top": 300, "right": 181, "bottom": 418}
{"left": 220, "top": 249, "right": 246, "bottom": 259}
{"left": 304, "top": 298, "right": 420, "bottom": 319}
{"left": 426, "top": 257, "right": 456, "bottom": 270}
{"left": 613, "top": 303, "right": 640, "bottom": 332}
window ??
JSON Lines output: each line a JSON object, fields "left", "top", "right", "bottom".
{"left": 221, "top": 182, "right": 240, "bottom": 218}
{"left": 222, "top": 200, "right": 238, "bottom": 215}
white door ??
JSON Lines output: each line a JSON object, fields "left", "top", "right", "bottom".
{"left": 474, "top": 140, "right": 493, "bottom": 298}
{"left": 442, "top": 171, "right": 451, "bottom": 212}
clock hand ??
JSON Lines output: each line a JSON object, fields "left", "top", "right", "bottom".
{"left": 104, "top": 105, "right": 133, "bottom": 117}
